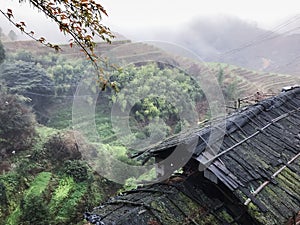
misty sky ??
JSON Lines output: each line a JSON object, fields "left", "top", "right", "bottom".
{"left": 101, "top": 0, "right": 299, "bottom": 28}
{"left": 0, "top": 0, "right": 299, "bottom": 42}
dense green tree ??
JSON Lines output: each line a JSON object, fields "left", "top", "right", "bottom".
{"left": 112, "top": 63, "right": 203, "bottom": 124}
{"left": 110, "top": 63, "right": 204, "bottom": 144}
{"left": 0, "top": 89, "right": 36, "bottom": 157}
{"left": 63, "top": 160, "right": 89, "bottom": 182}
{"left": 20, "top": 195, "right": 50, "bottom": 225}
{"left": 0, "top": 61, "right": 55, "bottom": 122}
{"left": 6, "top": 50, "right": 93, "bottom": 96}
{"left": 224, "top": 81, "right": 238, "bottom": 100}
{"left": 14, "top": 50, "right": 34, "bottom": 62}
{"left": 0, "top": 182, "right": 8, "bottom": 206}
{"left": 0, "top": 0, "right": 114, "bottom": 85}
{"left": 217, "top": 67, "right": 224, "bottom": 85}
{"left": 49, "top": 60, "right": 93, "bottom": 95}
{"left": 216, "top": 67, "right": 238, "bottom": 101}
{"left": 0, "top": 62, "right": 54, "bottom": 95}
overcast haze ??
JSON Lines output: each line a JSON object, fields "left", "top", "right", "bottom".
{"left": 0, "top": 0, "right": 299, "bottom": 42}
{"left": 101, "top": 0, "right": 299, "bottom": 28}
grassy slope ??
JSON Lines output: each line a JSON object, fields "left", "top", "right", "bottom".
{"left": 0, "top": 125, "right": 120, "bottom": 225}
{"left": 6, "top": 172, "right": 52, "bottom": 225}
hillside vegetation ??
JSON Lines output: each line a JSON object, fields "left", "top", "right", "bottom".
{"left": 1, "top": 39, "right": 299, "bottom": 224}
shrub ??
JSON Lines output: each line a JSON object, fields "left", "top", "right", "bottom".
{"left": 14, "top": 50, "right": 34, "bottom": 62}
{"left": 0, "top": 90, "right": 36, "bottom": 158}
{"left": 20, "top": 195, "right": 49, "bottom": 225}
{"left": 0, "top": 182, "right": 8, "bottom": 206}
{"left": 63, "top": 160, "right": 89, "bottom": 182}
{"left": 44, "top": 131, "right": 82, "bottom": 163}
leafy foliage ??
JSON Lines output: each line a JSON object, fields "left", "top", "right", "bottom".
{"left": 0, "top": 60, "right": 54, "bottom": 123}
{"left": 54, "top": 182, "right": 87, "bottom": 223}
{"left": 0, "top": 89, "right": 36, "bottom": 157}
{"left": 20, "top": 195, "right": 50, "bottom": 225}
{"left": 224, "top": 80, "right": 238, "bottom": 100}
{"left": 13, "top": 50, "right": 34, "bottom": 63}
{"left": 110, "top": 63, "right": 204, "bottom": 141}
{"left": 44, "top": 131, "right": 82, "bottom": 163}
{"left": 6, "top": 50, "right": 94, "bottom": 97}
{"left": 0, "top": 0, "right": 115, "bottom": 85}
{"left": 0, "top": 182, "right": 8, "bottom": 206}
{"left": 0, "top": 61, "right": 55, "bottom": 122}
{"left": 217, "top": 67, "right": 224, "bottom": 84}
{"left": 48, "top": 58, "right": 94, "bottom": 95}
{"left": 63, "top": 160, "right": 89, "bottom": 182}
{"left": 1, "top": 0, "right": 113, "bottom": 49}
{"left": 24, "top": 172, "right": 52, "bottom": 201}
{"left": 49, "top": 176, "right": 75, "bottom": 215}
{"left": 17, "top": 172, "right": 52, "bottom": 225}
{"left": 216, "top": 67, "right": 238, "bottom": 101}
{"left": 0, "top": 153, "right": 117, "bottom": 224}
{"left": 0, "top": 61, "right": 55, "bottom": 98}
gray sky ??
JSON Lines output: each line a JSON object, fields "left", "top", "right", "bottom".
{"left": 0, "top": 0, "right": 299, "bottom": 42}
{"left": 101, "top": 0, "right": 299, "bottom": 28}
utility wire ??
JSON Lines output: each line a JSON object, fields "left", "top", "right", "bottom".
{"left": 217, "top": 14, "right": 300, "bottom": 58}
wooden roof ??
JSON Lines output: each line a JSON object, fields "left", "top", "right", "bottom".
{"left": 136, "top": 87, "right": 300, "bottom": 225}
{"left": 84, "top": 179, "right": 257, "bottom": 225}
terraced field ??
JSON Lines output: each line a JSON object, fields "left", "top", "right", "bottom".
{"left": 93, "top": 41, "right": 300, "bottom": 98}
{"left": 4, "top": 40, "right": 299, "bottom": 98}
{"left": 219, "top": 65, "right": 300, "bottom": 95}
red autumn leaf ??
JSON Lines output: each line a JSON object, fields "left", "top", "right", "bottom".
{"left": 53, "top": 45, "right": 61, "bottom": 52}
{"left": 7, "top": 9, "right": 13, "bottom": 19}
{"left": 38, "top": 37, "right": 46, "bottom": 43}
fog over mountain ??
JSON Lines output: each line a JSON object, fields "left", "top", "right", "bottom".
{"left": 182, "top": 15, "right": 300, "bottom": 74}
{"left": 120, "top": 14, "right": 300, "bottom": 75}
{"left": 1, "top": 2, "right": 300, "bottom": 75}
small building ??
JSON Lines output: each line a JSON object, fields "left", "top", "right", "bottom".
{"left": 86, "top": 87, "right": 300, "bottom": 225}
